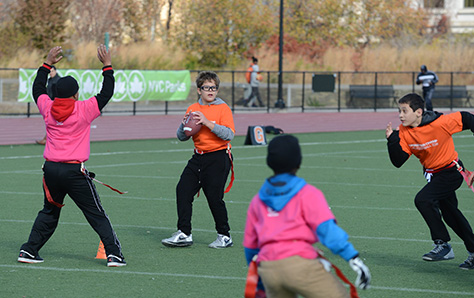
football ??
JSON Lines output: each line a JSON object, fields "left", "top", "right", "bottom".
{"left": 183, "top": 112, "right": 202, "bottom": 137}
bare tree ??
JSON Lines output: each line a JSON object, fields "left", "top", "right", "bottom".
{"left": 69, "top": 0, "right": 123, "bottom": 44}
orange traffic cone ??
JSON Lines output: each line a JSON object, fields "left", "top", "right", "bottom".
{"left": 95, "top": 241, "right": 106, "bottom": 259}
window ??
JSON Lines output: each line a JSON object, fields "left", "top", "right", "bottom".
{"left": 466, "top": 0, "right": 474, "bottom": 7}
{"left": 424, "top": 0, "right": 444, "bottom": 8}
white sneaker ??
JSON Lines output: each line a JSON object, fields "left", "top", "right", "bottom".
{"left": 161, "top": 230, "right": 193, "bottom": 247}
{"left": 208, "top": 234, "right": 233, "bottom": 249}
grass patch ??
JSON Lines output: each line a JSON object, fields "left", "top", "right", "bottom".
{"left": 1, "top": 131, "right": 474, "bottom": 297}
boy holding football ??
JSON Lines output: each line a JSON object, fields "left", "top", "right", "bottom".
{"left": 162, "top": 71, "right": 235, "bottom": 249}
{"left": 386, "top": 93, "right": 474, "bottom": 269}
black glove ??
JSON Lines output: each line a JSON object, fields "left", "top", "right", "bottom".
{"left": 349, "top": 256, "right": 371, "bottom": 289}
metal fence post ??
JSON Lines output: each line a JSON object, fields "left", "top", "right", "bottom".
{"left": 266, "top": 71, "right": 270, "bottom": 113}
{"left": 450, "top": 72, "right": 454, "bottom": 111}
{"left": 231, "top": 71, "right": 235, "bottom": 112}
{"left": 337, "top": 72, "right": 341, "bottom": 112}
{"left": 374, "top": 72, "right": 378, "bottom": 112}
{"left": 302, "top": 72, "right": 305, "bottom": 112}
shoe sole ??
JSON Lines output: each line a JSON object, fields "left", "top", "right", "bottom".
{"left": 161, "top": 241, "right": 193, "bottom": 248}
{"left": 18, "top": 257, "right": 44, "bottom": 264}
{"left": 208, "top": 243, "right": 233, "bottom": 249}
{"left": 107, "top": 262, "right": 127, "bottom": 267}
{"left": 459, "top": 266, "right": 474, "bottom": 270}
{"left": 422, "top": 255, "right": 454, "bottom": 261}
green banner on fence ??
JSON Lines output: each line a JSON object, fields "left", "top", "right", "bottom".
{"left": 18, "top": 69, "right": 191, "bottom": 102}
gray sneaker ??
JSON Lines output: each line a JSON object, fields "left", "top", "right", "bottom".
{"left": 161, "top": 230, "right": 193, "bottom": 247}
{"left": 422, "top": 240, "right": 454, "bottom": 261}
{"left": 459, "top": 252, "right": 474, "bottom": 270}
{"left": 208, "top": 234, "right": 233, "bottom": 249}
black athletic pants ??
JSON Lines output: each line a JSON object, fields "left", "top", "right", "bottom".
{"left": 176, "top": 149, "right": 232, "bottom": 236}
{"left": 415, "top": 161, "right": 474, "bottom": 252}
{"left": 20, "top": 161, "right": 123, "bottom": 258}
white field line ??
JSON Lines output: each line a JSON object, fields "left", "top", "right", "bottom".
{"left": 0, "top": 218, "right": 467, "bottom": 246}
{"left": 0, "top": 138, "right": 388, "bottom": 161}
{"left": 2, "top": 134, "right": 473, "bottom": 161}
{"left": 0, "top": 264, "right": 473, "bottom": 296}
{"left": 1, "top": 189, "right": 474, "bottom": 213}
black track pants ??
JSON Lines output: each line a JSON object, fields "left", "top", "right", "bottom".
{"left": 20, "top": 161, "right": 123, "bottom": 258}
{"left": 415, "top": 162, "right": 474, "bottom": 252}
{"left": 176, "top": 149, "right": 232, "bottom": 236}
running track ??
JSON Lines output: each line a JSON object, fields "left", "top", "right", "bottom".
{"left": 1, "top": 111, "right": 404, "bottom": 146}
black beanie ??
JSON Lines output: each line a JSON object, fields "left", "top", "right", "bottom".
{"left": 266, "top": 134, "right": 302, "bottom": 174}
{"left": 55, "top": 76, "right": 79, "bottom": 98}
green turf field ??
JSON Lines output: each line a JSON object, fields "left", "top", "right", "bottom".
{"left": 2, "top": 130, "right": 474, "bottom": 297}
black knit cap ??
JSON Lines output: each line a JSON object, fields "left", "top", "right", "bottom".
{"left": 266, "top": 134, "right": 302, "bottom": 174}
{"left": 55, "top": 76, "right": 79, "bottom": 98}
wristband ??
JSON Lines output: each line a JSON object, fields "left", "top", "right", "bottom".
{"left": 42, "top": 63, "right": 52, "bottom": 70}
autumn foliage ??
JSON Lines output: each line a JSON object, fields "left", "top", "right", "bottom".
{"left": 0, "top": 0, "right": 458, "bottom": 70}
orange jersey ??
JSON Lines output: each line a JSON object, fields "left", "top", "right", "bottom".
{"left": 398, "top": 112, "right": 463, "bottom": 170}
{"left": 186, "top": 101, "right": 235, "bottom": 152}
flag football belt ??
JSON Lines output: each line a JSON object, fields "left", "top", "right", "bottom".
{"left": 80, "top": 163, "right": 128, "bottom": 194}
{"left": 453, "top": 160, "right": 474, "bottom": 193}
{"left": 424, "top": 159, "right": 458, "bottom": 174}
{"left": 193, "top": 145, "right": 234, "bottom": 193}
{"left": 46, "top": 159, "right": 81, "bottom": 164}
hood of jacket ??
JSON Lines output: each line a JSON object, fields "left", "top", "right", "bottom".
{"left": 258, "top": 173, "right": 307, "bottom": 212}
{"left": 419, "top": 110, "right": 443, "bottom": 127}
{"left": 51, "top": 97, "right": 76, "bottom": 122}
{"left": 198, "top": 97, "right": 226, "bottom": 105}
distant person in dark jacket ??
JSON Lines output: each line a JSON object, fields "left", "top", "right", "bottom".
{"left": 416, "top": 65, "right": 438, "bottom": 111}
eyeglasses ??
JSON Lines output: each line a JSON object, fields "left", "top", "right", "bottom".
{"left": 200, "top": 86, "right": 218, "bottom": 92}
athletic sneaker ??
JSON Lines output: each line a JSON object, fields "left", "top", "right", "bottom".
{"left": 422, "top": 240, "right": 454, "bottom": 261}
{"left": 208, "top": 234, "right": 233, "bottom": 249}
{"left": 161, "top": 230, "right": 193, "bottom": 247}
{"left": 17, "top": 250, "right": 44, "bottom": 264}
{"left": 459, "top": 252, "right": 474, "bottom": 270}
{"left": 107, "top": 255, "right": 127, "bottom": 267}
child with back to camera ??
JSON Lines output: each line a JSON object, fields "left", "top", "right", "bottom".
{"left": 386, "top": 93, "right": 474, "bottom": 269}
{"left": 243, "top": 134, "right": 371, "bottom": 298}
{"left": 162, "top": 71, "right": 235, "bottom": 249}
{"left": 18, "top": 45, "right": 126, "bottom": 267}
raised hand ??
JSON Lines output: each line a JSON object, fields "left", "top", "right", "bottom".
{"left": 97, "top": 44, "right": 112, "bottom": 66}
{"left": 45, "top": 46, "right": 63, "bottom": 66}
{"left": 386, "top": 122, "right": 393, "bottom": 139}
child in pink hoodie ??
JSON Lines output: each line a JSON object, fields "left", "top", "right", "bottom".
{"left": 17, "top": 45, "right": 125, "bottom": 267}
{"left": 243, "top": 135, "right": 370, "bottom": 298}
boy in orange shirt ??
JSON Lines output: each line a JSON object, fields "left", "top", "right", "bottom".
{"left": 386, "top": 93, "right": 474, "bottom": 269}
{"left": 162, "top": 71, "right": 235, "bottom": 249}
